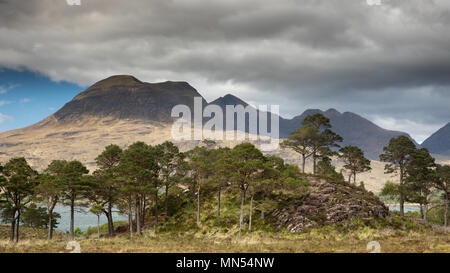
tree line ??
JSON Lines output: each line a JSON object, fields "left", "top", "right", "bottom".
{"left": 0, "top": 139, "right": 309, "bottom": 242}
{"left": 0, "top": 113, "right": 448, "bottom": 243}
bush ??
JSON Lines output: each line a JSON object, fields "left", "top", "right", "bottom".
{"left": 426, "top": 206, "right": 446, "bottom": 225}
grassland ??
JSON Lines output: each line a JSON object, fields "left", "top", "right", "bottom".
{"left": 1, "top": 216, "right": 449, "bottom": 253}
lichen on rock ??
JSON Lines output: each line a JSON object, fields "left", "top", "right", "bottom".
{"left": 271, "top": 176, "right": 389, "bottom": 232}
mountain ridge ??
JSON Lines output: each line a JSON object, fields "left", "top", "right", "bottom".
{"left": 422, "top": 122, "right": 450, "bottom": 156}
{"left": 53, "top": 75, "right": 206, "bottom": 124}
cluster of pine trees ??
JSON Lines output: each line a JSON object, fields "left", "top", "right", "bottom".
{"left": 0, "top": 139, "right": 309, "bottom": 242}
{"left": 0, "top": 113, "right": 448, "bottom": 243}
{"left": 379, "top": 136, "right": 450, "bottom": 225}
{"left": 281, "top": 113, "right": 371, "bottom": 184}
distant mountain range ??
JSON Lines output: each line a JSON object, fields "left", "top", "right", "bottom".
{"left": 1, "top": 75, "right": 448, "bottom": 161}
{"left": 207, "top": 94, "right": 418, "bottom": 159}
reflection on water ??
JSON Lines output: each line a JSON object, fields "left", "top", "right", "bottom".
{"left": 1, "top": 205, "right": 127, "bottom": 232}
{"left": 388, "top": 205, "right": 420, "bottom": 213}
{"left": 53, "top": 205, "right": 127, "bottom": 232}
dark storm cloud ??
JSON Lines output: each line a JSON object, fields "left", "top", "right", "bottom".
{"left": 0, "top": 0, "right": 449, "bottom": 141}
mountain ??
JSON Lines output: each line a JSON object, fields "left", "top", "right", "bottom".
{"left": 210, "top": 94, "right": 249, "bottom": 107}
{"left": 280, "top": 108, "right": 418, "bottom": 160}
{"left": 422, "top": 123, "right": 450, "bottom": 156}
{"left": 49, "top": 75, "right": 206, "bottom": 124}
{"left": 208, "top": 95, "right": 416, "bottom": 159}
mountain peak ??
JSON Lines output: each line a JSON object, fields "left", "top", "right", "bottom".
{"left": 325, "top": 108, "right": 341, "bottom": 115}
{"left": 422, "top": 122, "right": 450, "bottom": 156}
{"left": 52, "top": 75, "right": 205, "bottom": 123}
{"left": 210, "top": 94, "right": 248, "bottom": 107}
{"left": 93, "top": 75, "right": 142, "bottom": 87}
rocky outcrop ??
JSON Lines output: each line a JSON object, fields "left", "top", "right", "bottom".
{"left": 271, "top": 176, "right": 389, "bottom": 232}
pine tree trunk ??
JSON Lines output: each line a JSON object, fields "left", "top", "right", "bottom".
{"left": 239, "top": 190, "right": 245, "bottom": 239}
{"left": 165, "top": 185, "right": 169, "bottom": 218}
{"left": 107, "top": 204, "right": 114, "bottom": 236}
{"left": 196, "top": 184, "right": 201, "bottom": 226}
{"left": 423, "top": 204, "right": 428, "bottom": 222}
{"left": 97, "top": 215, "right": 100, "bottom": 239}
{"left": 192, "top": 181, "right": 197, "bottom": 199}
{"left": 136, "top": 198, "right": 141, "bottom": 235}
{"left": 353, "top": 171, "right": 357, "bottom": 184}
{"left": 399, "top": 168, "right": 405, "bottom": 217}
{"left": 154, "top": 191, "right": 158, "bottom": 227}
{"left": 348, "top": 174, "right": 352, "bottom": 184}
{"left": 9, "top": 210, "right": 16, "bottom": 242}
{"left": 48, "top": 211, "right": 54, "bottom": 240}
{"left": 128, "top": 198, "right": 133, "bottom": 238}
{"left": 302, "top": 154, "right": 306, "bottom": 173}
{"left": 15, "top": 212, "right": 20, "bottom": 243}
{"left": 141, "top": 196, "right": 146, "bottom": 228}
{"left": 217, "top": 187, "right": 221, "bottom": 216}
{"left": 445, "top": 195, "right": 449, "bottom": 227}
{"left": 70, "top": 194, "right": 75, "bottom": 239}
{"left": 248, "top": 195, "right": 253, "bottom": 233}
{"left": 313, "top": 153, "right": 317, "bottom": 175}
{"left": 260, "top": 210, "right": 264, "bottom": 220}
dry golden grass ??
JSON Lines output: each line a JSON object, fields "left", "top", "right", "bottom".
{"left": 1, "top": 224, "right": 449, "bottom": 253}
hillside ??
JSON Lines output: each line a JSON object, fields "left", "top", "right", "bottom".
{"left": 47, "top": 75, "right": 206, "bottom": 125}
{"left": 281, "top": 109, "right": 418, "bottom": 160}
{"left": 422, "top": 123, "right": 450, "bottom": 156}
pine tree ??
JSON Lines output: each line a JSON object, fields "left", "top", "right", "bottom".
{"left": 404, "top": 148, "right": 436, "bottom": 221}
{"left": 0, "top": 157, "right": 37, "bottom": 242}
{"left": 118, "top": 142, "right": 159, "bottom": 235}
{"left": 89, "top": 144, "right": 123, "bottom": 236}
{"left": 339, "top": 145, "right": 371, "bottom": 184}
{"left": 34, "top": 168, "right": 65, "bottom": 240}
{"left": 227, "top": 143, "right": 265, "bottom": 239}
{"left": 379, "top": 136, "right": 416, "bottom": 217}
{"left": 61, "top": 160, "right": 89, "bottom": 239}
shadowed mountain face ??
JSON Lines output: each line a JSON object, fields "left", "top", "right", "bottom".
{"left": 210, "top": 94, "right": 249, "bottom": 107}
{"left": 53, "top": 75, "right": 206, "bottom": 123}
{"left": 208, "top": 95, "right": 416, "bottom": 159}
{"left": 281, "top": 109, "right": 418, "bottom": 160}
{"left": 422, "top": 123, "right": 450, "bottom": 156}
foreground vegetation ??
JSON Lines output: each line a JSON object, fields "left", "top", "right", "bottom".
{"left": 1, "top": 215, "right": 449, "bottom": 253}
{"left": 0, "top": 113, "right": 448, "bottom": 253}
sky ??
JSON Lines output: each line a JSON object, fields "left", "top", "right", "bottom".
{"left": 0, "top": 0, "right": 449, "bottom": 143}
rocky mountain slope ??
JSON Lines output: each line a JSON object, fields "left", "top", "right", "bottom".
{"left": 422, "top": 122, "right": 450, "bottom": 156}
{"left": 50, "top": 75, "right": 206, "bottom": 125}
